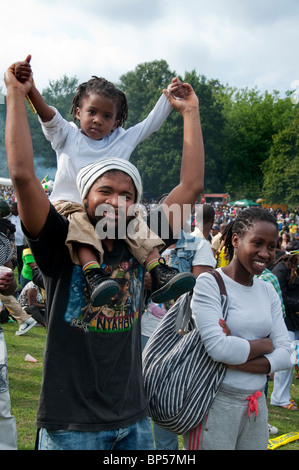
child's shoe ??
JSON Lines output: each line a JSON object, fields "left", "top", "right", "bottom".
{"left": 84, "top": 268, "right": 119, "bottom": 307}
{"left": 150, "top": 258, "right": 195, "bottom": 303}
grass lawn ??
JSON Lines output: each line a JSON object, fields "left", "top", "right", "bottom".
{"left": 2, "top": 321, "right": 46, "bottom": 450}
{"left": 2, "top": 320, "right": 299, "bottom": 451}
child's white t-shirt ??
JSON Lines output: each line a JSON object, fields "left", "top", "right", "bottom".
{"left": 40, "top": 93, "right": 172, "bottom": 204}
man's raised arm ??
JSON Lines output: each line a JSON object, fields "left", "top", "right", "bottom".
{"left": 4, "top": 62, "right": 50, "bottom": 239}
{"left": 161, "top": 84, "right": 204, "bottom": 235}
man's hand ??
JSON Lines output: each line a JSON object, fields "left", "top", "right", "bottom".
{"left": 14, "top": 54, "right": 32, "bottom": 84}
{"left": 4, "top": 58, "right": 33, "bottom": 96}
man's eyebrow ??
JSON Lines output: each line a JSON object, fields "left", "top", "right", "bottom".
{"left": 119, "top": 190, "right": 135, "bottom": 198}
{"left": 97, "top": 184, "right": 134, "bottom": 197}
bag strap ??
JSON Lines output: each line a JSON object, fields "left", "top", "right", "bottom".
{"left": 179, "top": 292, "right": 193, "bottom": 333}
{"left": 208, "top": 269, "right": 229, "bottom": 321}
{"left": 207, "top": 269, "right": 227, "bottom": 296}
{"left": 177, "top": 269, "right": 228, "bottom": 332}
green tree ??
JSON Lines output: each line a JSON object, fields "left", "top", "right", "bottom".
{"left": 118, "top": 64, "right": 227, "bottom": 199}
{"left": 219, "top": 87, "right": 288, "bottom": 200}
{"left": 185, "top": 72, "right": 226, "bottom": 193}
{"left": 2, "top": 62, "right": 297, "bottom": 205}
{"left": 262, "top": 108, "right": 299, "bottom": 205}
{"left": 118, "top": 59, "right": 175, "bottom": 128}
{"left": 118, "top": 60, "right": 181, "bottom": 198}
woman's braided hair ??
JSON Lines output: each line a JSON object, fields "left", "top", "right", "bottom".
{"left": 221, "top": 207, "right": 278, "bottom": 262}
{"left": 71, "top": 76, "right": 129, "bottom": 128}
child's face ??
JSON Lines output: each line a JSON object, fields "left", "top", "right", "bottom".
{"left": 76, "top": 93, "right": 119, "bottom": 140}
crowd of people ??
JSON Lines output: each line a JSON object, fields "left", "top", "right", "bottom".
{"left": 1, "top": 187, "right": 298, "bottom": 450}
{"left": 0, "top": 55, "right": 297, "bottom": 452}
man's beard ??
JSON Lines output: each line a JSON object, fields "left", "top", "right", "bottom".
{"left": 84, "top": 201, "right": 133, "bottom": 240}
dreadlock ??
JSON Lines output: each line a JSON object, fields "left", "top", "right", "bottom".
{"left": 221, "top": 207, "right": 278, "bottom": 262}
{"left": 273, "top": 240, "right": 299, "bottom": 284}
{"left": 70, "top": 76, "right": 129, "bottom": 128}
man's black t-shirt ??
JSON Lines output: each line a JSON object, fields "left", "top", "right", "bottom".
{"left": 26, "top": 204, "right": 174, "bottom": 431}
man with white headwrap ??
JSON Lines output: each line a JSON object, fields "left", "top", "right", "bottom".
{"left": 65, "top": 158, "right": 196, "bottom": 307}
{"left": 4, "top": 62, "right": 204, "bottom": 450}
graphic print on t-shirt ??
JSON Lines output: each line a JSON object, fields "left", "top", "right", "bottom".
{"left": 64, "top": 259, "right": 143, "bottom": 333}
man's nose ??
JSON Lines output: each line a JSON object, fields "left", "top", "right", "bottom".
{"left": 106, "top": 194, "right": 121, "bottom": 208}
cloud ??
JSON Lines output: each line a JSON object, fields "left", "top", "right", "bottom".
{"left": 0, "top": 0, "right": 298, "bottom": 95}
{"left": 37, "top": 0, "right": 166, "bottom": 28}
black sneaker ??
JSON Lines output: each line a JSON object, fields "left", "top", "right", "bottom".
{"left": 84, "top": 268, "right": 119, "bottom": 307}
{"left": 150, "top": 258, "right": 196, "bottom": 303}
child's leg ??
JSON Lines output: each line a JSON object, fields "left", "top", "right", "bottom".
{"left": 74, "top": 243, "right": 119, "bottom": 307}
{"left": 53, "top": 202, "right": 119, "bottom": 306}
{"left": 142, "top": 246, "right": 195, "bottom": 303}
{"left": 65, "top": 211, "right": 119, "bottom": 307}
{"left": 126, "top": 215, "right": 196, "bottom": 303}
{"left": 76, "top": 244, "right": 102, "bottom": 272}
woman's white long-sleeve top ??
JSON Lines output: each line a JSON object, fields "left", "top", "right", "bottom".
{"left": 191, "top": 269, "right": 293, "bottom": 390}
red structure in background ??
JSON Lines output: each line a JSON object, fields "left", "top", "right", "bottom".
{"left": 200, "top": 193, "right": 230, "bottom": 205}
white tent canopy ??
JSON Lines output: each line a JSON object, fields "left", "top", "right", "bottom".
{"left": 0, "top": 177, "right": 12, "bottom": 186}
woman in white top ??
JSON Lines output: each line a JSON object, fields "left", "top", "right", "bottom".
{"left": 185, "top": 207, "right": 293, "bottom": 450}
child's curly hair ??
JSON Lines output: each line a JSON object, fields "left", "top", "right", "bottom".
{"left": 71, "top": 76, "right": 129, "bottom": 128}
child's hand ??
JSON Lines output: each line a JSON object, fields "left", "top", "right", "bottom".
{"left": 163, "top": 82, "right": 199, "bottom": 115}
{"left": 14, "top": 55, "right": 32, "bottom": 84}
{"left": 167, "top": 77, "right": 187, "bottom": 100}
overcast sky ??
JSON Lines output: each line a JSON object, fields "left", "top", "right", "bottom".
{"left": 1, "top": 0, "right": 298, "bottom": 97}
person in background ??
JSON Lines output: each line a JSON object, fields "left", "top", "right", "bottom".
{"left": 0, "top": 200, "right": 16, "bottom": 270}
{"left": 215, "top": 222, "right": 231, "bottom": 268}
{"left": 9, "top": 202, "right": 25, "bottom": 283}
{"left": 281, "top": 232, "right": 291, "bottom": 250}
{"left": 193, "top": 204, "right": 215, "bottom": 242}
{"left": 258, "top": 267, "right": 286, "bottom": 435}
{"left": 211, "top": 222, "right": 227, "bottom": 257}
{"left": 270, "top": 241, "right": 299, "bottom": 411}
{"left": 0, "top": 292, "right": 37, "bottom": 336}
{"left": 18, "top": 279, "right": 46, "bottom": 327}
{"left": 0, "top": 231, "right": 18, "bottom": 449}
{"left": 20, "top": 242, "right": 37, "bottom": 289}
{"left": 171, "top": 207, "right": 216, "bottom": 277}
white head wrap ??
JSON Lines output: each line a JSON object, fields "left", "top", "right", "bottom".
{"left": 76, "top": 158, "right": 143, "bottom": 203}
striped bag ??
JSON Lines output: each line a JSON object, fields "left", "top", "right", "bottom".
{"left": 142, "top": 270, "right": 228, "bottom": 435}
